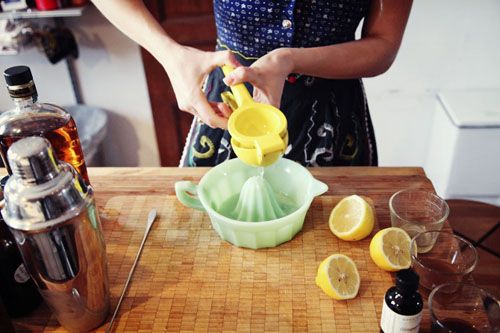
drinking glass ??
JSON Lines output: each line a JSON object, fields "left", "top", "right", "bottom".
{"left": 389, "top": 189, "right": 449, "bottom": 251}
{"left": 411, "top": 231, "right": 478, "bottom": 291}
{"left": 429, "top": 282, "right": 500, "bottom": 333}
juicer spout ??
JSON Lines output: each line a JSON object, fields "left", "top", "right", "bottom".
{"left": 311, "top": 179, "right": 328, "bottom": 197}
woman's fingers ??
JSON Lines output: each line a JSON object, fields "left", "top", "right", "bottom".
{"left": 164, "top": 48, "right": 240, "bottom": 129}
{"left": 190, "top": 51, "right": 238, "bottom": 129}
{"left": 185, "top": 101, "right": 232, "bottom": 129}
{"left": 194, "top": 93, "right": 229, "bottom": 129}
{"left": 223, "top": 66, "right": 258, "bottom": 86}
{"left": 213, "top": 50, "right": 241, "bottom": 69}
{"left": 253, "top": 88, "right": 280, "bottom": 108}
{"left": 209, "top": 102, "right": 233, "bottom": 118}
{"left": 223, "top": 67, "right": 282, "bottom": 108}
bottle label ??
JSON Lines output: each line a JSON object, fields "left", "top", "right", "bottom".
{"left": 14, "top": 264, "right": 30, "bottom": 283}
{"left": 380, "top": 301, "right": 422, "bottom": 333}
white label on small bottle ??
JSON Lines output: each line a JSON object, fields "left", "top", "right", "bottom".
{"left": 380, "top": 300, "right": 422, "bottom": 333}
{"left": 14, "top": 264, "right": 30, "bottom": 283}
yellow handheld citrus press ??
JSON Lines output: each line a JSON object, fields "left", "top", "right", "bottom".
{"left": 221, "top": 65, "right": 288, "bottom": 167}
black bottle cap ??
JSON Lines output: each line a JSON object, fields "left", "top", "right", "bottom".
{"left": 4, "top": 66, "right": 33, "bottom": 86}
{"left": 395, "top": 269, "right": 420, "bottom": 292}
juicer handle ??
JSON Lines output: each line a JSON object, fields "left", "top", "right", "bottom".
{"left": 254, "top": 133, "right": 286, "bottom": 165}
{"left": 175, "top": 181, "right": 205, "bottom": 211}
{"left": 221, "top": 65, "right": 254, "bottom": 108}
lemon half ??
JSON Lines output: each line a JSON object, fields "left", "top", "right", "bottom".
{"left": 329, "top": 195, "right": 375, "bottom": 241}
{"left": 315, "top": 254, "right": 360, "bottom": 300}
{"left": 369, "top": 227, "right": 411, "bottom": 272}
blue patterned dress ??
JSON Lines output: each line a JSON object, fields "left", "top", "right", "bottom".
{"left": 182, "top": 0, "right": 378, "bottom": 167}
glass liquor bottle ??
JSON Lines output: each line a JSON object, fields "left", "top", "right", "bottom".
{"left": 0, "top": 66, "right": 89, "bottom": 184}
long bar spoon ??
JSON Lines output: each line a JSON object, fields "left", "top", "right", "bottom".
{"left": 106, "top": 208, "right": 158, "bottom": 333}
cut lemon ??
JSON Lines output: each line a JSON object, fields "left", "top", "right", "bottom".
{"left": 329, "top": 195, "right": 375, "bottom": 241}
{"left": 315, "top": 254, "right": 360, "bottom": 300}
{"left": 369, "top": 227, "right": 411, "bottom": 272}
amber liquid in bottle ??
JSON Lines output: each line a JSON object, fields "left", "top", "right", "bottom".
{"left": 0, "top": 113, "right": 89, "bottom": 184}
{"left": 2, "top": 65, "right": 90, "bottom": 185}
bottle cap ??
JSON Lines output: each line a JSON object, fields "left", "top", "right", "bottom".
{"left": 4, "top": 66, "right": 37, "bottom": 99}
{"left": 4, "top": 66, "right": 33, "bottom": 86}
{"left": 395, "top": 269, "right": 420, "bottom": 291}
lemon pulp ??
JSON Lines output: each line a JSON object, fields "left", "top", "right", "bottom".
{"left": 369, "top": 227, "right": 411, "bottom": 272}
{"left": 315, "top": 254, "right": 360, "bottom": 300}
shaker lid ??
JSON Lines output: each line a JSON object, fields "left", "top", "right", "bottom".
{"left": 4, "top": 66, "right": 33, "bottom": 86}
{"left": 1, "top": 137, "right": 90, "bottom": 231}
{"left": 8, "top": 137, "right": 60, "bottom": 185}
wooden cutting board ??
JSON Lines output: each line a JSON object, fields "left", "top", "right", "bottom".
{"left": 12, "top": 167, "right": 441, "bottom": 332}
{"left": 101, "top": 195, "right": 388, "bottom": 332}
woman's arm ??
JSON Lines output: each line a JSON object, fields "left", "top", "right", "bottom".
{"left": 289, "top": 0, "right": 413, "bottom": 78}
{"left": 90, "top": 0, "right": 175, "bottom": 60}
{"left": 224, "top": 0, "right": 412, "bottom": 107}
{"left": 91, "top": 0, "right": 240, "bottom": 128}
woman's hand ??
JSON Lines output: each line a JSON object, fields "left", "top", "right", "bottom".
{"left": 161, "top": 45, "right": 241, "bottom": 129}
{"left": 91, "top": 0, "right": 240, "bottom": 129}
{"left": 222, "top": 48, "right": 294, "bottom": 108}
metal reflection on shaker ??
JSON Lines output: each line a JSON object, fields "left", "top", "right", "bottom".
{"left": 1, "top": 137, "right": 110, "bottom": 332}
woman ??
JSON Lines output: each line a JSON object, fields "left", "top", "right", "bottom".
{"left": 92, "top": 0, "right": 412, "bottom": 167}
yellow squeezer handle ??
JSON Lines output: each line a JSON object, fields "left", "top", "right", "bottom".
{"left": 221, "top": 65, "right": 254, "bottom": 108}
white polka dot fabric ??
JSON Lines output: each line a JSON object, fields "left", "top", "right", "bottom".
{"left": 214, "top": 0, "right": 371, "bottom": 58}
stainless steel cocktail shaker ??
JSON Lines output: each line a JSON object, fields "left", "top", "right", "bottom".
{"left": 1, "top": 137, "right": 110, "bottom": 332}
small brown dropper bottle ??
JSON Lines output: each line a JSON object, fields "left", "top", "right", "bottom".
{"left": 380, "top": 269, "right": 423, "bottom": 333}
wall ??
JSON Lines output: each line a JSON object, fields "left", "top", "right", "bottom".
{"left": 364, "top": 0, "right": 500, "bottom": 168}
{"left": 1, "top": 1, "right": 499, "bottom": 188}
{"left": 0, "top": 6, "right": 160, "bottom": 167}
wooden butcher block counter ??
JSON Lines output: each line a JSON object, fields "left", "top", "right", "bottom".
{"left": 13, "top": 167, "right": 444, "bottom": 332}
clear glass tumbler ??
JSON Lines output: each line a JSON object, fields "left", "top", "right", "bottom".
{"left": 389, "top": 189, "right": 449, "bottom": 251}
{"left": 411, "top": 231, "right": 478, "bottom": 291}
{"left": 429, "top": 282, "right": 500, "bottom": 333}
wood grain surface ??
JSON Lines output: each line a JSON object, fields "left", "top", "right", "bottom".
{"left": 11, "top": 167, "right": 447, "bottom": 332}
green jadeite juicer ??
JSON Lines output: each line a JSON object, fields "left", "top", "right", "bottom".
{"left": 175, "top": 158, "right": 328, "bottom": 249}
